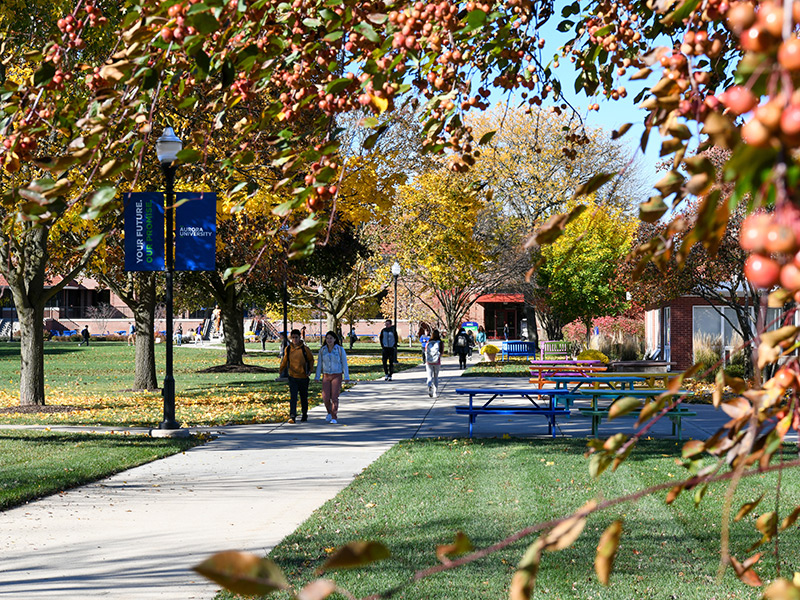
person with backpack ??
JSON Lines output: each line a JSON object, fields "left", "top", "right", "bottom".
{"left": 259, "top": 322, "right": 269, "bottom": 350}
{"left": 425, "top": 329, "right": 444, "bottom": 397}
{"left": 315, "top": 331, "right": 350, "bottom": 424}
{"left": 379, "top": 319, "right": 398, "bottom": 381}
{"left": 453, "top": 327, "right": 470, "bottom": 369}
{"left": 348, "top": 327, "right": 357, "bottom": 350}
{"left": 279, "top": 329, "right": 315, "bottom": 423}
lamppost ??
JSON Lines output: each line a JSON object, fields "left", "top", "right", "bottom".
{"left": 155, "top": 127, "right": 183, "bottom": 430}
{"left": 317, "top": 284, "right": 324, "bottom": 345}
{"left": 391, "top": 261, "right": 401, "bottom": 363}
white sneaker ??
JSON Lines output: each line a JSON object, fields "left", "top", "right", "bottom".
{"left": 330, "top": 418, "right": 338, "bottom": 424}
{"left": 325, "top": 414, "right": 332, "bottom": 422}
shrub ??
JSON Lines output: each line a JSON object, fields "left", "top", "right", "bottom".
{"left": 576, "top": 349, "right": 609, "bottom": 363}
{"left": 693, "top": 333, "right": 722, "bottom": 383}
{"left": 480, "top": 343, "right": 500, "bottom": 355}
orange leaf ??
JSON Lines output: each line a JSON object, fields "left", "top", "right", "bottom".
{"left": 595, "top": 520, "right": 623, "bottom": 585}
{"left": 192, "top": 551, "right": 289, "bottom": 596}
{"left": 318, "top": 541, "right": 390, "bottom": 574}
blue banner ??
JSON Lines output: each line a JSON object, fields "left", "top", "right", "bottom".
{"left": 175, "top": 192, "right": 216, "bottom": 271}
{"left": 124, "top": 192, "right": 165, "bottom": 271}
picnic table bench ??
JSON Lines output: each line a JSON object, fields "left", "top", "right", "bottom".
{"left": 570, "top": 389, "right": 697, "bottom": 439}
{"left": 454, "top": 388, "right": 571, "bottom": 438}
{"left": 547, "top": 376, "right": 645, "bottom": 411}
{"left": 593, "top": 371, "right": 680, "bottom": 388}
{"left": 500, "top": 340, "right": 537, "bottom": 361}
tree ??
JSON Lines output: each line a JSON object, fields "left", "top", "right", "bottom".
{"left": 295, "top": 222, "right": 384, "bottom": 337}
{"left": 536, "top": 198, "right": 636, "bottom": 346}
{"left": 391, "top": 166, "right": 530, "bottom": 343}
{"left": 469, "top": 106, "right": 645, "bottom": 227}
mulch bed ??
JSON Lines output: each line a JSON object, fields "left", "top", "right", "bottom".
{"left": 0, "top": 404, "right": 85, "bottom": 414}
{"left": 197, "top": 364, "right": 273, "bottom": 374}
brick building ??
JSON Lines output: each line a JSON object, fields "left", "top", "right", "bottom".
{"left": 645, "top": 294, "right": 786, "bottom": 371}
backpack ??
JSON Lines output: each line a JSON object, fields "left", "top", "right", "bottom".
{"left": 425, "top": 340, "right": 441, "bottom": 364}
{"left": 456, "top": 334, "right": 467, "bottom": 347}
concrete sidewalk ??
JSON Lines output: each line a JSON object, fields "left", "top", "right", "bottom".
{"left": 0, "top": 358, "right": 736, "bottom": 599}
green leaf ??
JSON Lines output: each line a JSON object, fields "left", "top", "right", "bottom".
{"left": 353, "top": 21, "right": 380, "bottom": 43}
{"left": 33, "top": 62, "right": 56, "bottom": 87}
{"left": 478, "top": 131, "right": 496, "bottom": 145}
{"left": 662, "top": 0, "right": 700, "bottom": 25}
{"left": 326, "top": 78, "right": 353, "bottom": 94}
{"left": 303, "top": 17, "right": 322, "bottom": 27}
{"left": 462, "top": 9, "right": 487, "bottom": 33}
{"left": 608, "top": 396, "right": 640, "bottom": 421}
{"left": 176, "top": 148, "right": 202, "bottom": 162}
{"left": 188, "top": 12, "right": 220, "bottom": 34}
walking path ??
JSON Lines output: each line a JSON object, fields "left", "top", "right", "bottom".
{"left": 0, "top": 358, "right": 737, "bottom": 599}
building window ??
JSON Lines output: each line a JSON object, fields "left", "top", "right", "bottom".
{"left": 692, "top": 305, "right": 785, "bottom": 362}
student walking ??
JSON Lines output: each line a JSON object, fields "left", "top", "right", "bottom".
{"left": 379, "top": 319, "right": 398, "bottom": 381}
{"left": 476, "top": 325, "right": 487, "bottom": 350}
{"left": 425, "top": 329, "right": 444, "bottom": 397}
{"left": 80, "top": 325, "right": 90, "bottom": 346}
{"left": 315, "top": 331, "right": 349, "bottom": 424}
{"left": 279, "top": 329, "right": 314, "bottom": 423}
{"left": 453, "top": 327, "right": 470, "bottom": 369}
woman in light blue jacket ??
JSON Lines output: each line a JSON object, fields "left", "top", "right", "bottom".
{"left": 315, "top": 331, "right": 350, "bottom": 423}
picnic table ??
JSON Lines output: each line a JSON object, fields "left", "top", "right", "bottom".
{"left": 454, "top": 388, "right": 572, "bottom": 438}
{"left": 529, "top": 362, "right": 607, "bottom": 387}
{"left": 570, "top": 388, "right": 697, "bottom": 439}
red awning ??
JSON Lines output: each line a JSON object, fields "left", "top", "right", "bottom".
{"left": 476, "top": 293, "right": 524, "bottom": 304}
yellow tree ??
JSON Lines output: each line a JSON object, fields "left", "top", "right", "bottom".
{"left": 469, "top": 106, "right": 644, "bottom": 227}
{"left": 391, "top": 166, "right": 530, "bottom": 344}
{"left": 536, "top": 197, "right": 637, "bottom": 346}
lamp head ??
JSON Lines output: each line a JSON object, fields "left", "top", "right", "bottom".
{"left": 391, "top": 261, "right": 401, "bottom": 277}
{"left": 156, "top": 127, "right": 183, "bottom": 164}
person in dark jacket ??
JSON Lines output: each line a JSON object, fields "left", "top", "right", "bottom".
{"left": 379, "top": 319, "right": 398, "bottom": 381}
{"left": 453, "top": 327, "right": 470, "bottom": 369}
{"left": 80, "top": 325, "right": 90, "bottom": 346}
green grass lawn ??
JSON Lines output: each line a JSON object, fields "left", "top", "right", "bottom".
{"left": 0, "top": 342, "right": 420, "bottom": 427}
{"left": 0, "top": 429, "right": 201, "bottom": 510}
{"left": 217, "top": 438, "right": 797, "bottom": 600}
{"left": 462, "top": 358, "right": 531, "bottom": 377}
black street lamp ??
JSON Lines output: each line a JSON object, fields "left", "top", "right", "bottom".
{"left": 391, "top": 261, "right": 401, "bottom": 363}
{"left": 155, "top": 127, "right": 182, "bottom": 430}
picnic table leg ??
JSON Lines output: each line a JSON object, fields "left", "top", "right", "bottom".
{"left": 468, "top": 414, "right": 475, "bottom": 438}
{"left": 592, "top": 415, "right": 600, "bottom": 437}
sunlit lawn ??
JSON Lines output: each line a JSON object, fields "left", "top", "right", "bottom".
{"left": 0, "top": 342, "right": 420, "bottom": 427}
{"left": 219, "top": 438, "right": 799, "bottom": 600}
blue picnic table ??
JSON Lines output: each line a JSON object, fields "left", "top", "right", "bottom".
{"left": 569, "top": 388, "right": 697, "bottom": 439}
{"left": 454, "top": 388, "right": 572, "bottom": 438}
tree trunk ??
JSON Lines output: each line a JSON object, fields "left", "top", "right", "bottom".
{"left": 133, "top": 275, "right": 158, "bottom": 390}
{"left": 584, "top": 318, "right": 593, "bottom": 349}
{"left": 17, "top": 302, "right": 45, "bottom": 406}
{"left": 220, "top": 298, "right": 245, "bottom": 365}
{"left": 97, "top": 271, "right": 159, "bottom": 391}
